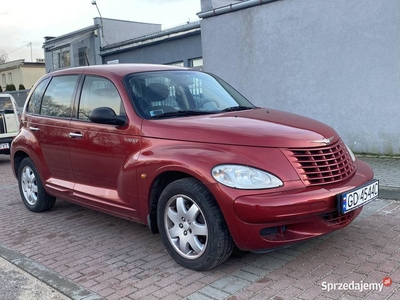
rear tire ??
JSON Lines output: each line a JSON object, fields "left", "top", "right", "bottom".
{"left": 157, "top": 178, "right": 234, "bottom": 270}
{"left": 18, "top": 157, "right": 56, "bottom": 212}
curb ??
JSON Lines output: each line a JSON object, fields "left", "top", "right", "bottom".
{"left": 379, "top": 186, "right": 400, "bottom": 201}
{"left": 0, "top": 244, "right": 104, "bottom": 300}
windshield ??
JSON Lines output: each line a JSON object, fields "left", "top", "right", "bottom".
{"left": 124, "top": 70, "right": 255, "bottom": 119}
{"left": 0, "top": 97, "right": 14, "bottom": 112}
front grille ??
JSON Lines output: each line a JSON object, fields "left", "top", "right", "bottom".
{"left": 284, "top": 140, "right": 356, "bottom": 186}
{"left": 322, "top": 211, "right": 356, "bottom": 227}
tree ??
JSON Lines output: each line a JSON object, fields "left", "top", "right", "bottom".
{"left": 19, "top": 84, "right": 26, "bottom": 90}
{"left": 0, "top": 86, "right": 2, "bottom": 92}
{"left": 0, "top": 49, "right": 8, "bottom": 64}
{"left": 6, "top": 84, "right": 16, "bottom": 91}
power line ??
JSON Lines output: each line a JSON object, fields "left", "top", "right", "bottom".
{"left": 6, "top": 42, "right": 32, "bottom": 56}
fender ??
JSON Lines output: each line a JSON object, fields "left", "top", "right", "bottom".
{"left": 135, "top": 136, "right": 300, "bottom": 224}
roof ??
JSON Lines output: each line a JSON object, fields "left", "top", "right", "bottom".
{"left": 0, "top": 59, "right": 45, "bottom": 72}
{"left": 43, "top": 25, "right": 98, "bottom": 50}
{"left": 101, "top": 21, "right": 201, "bottom": 56}
{"left": 0, "top": 59, "right": 25, "bottom": 70}
{"left": 198, "top": 0, "right": 278, "bottom": 18}
{"left": 45, "top": 63, "right": 189, "bottom": 78}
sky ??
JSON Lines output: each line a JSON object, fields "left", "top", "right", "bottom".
{"left": 0, "top": 0, "right": 201, "bottom": 62}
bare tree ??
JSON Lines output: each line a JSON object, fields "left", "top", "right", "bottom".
{"left": 0, "top": 49, "right": 8, "bottom": 64}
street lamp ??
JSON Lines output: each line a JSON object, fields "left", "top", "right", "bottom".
{"left": 92, "top": 0, "right": 104, "bottom": 38}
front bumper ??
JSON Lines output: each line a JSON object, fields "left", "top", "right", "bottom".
{"left": 218, "top": 159, "right": 374, "bottom": 252}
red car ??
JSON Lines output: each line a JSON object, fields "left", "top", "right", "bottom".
{"left": 11, "top": 64, "right": 379, "bottom": 270}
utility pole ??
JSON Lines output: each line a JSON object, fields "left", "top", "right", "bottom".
{"left": 27, "top": 42, "right": 33, "bottom": 62}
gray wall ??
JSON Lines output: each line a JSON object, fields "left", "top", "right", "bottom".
{"left": 44, "top": 51, "right": 52, "bottom": 73}
{"left": 103, "top": 33, "right": 202, "bottom": 67}
{"left": 71, "top": 35, "right": 97, "bottom": 67}
{"left": 96, "top": 18, "right": 161, "bottom": 47}
{"left": 200, "top": 0, "right": 400, "bottom": 155}
{"left": 44, "top": 35, "right": 98, "bottom": 73}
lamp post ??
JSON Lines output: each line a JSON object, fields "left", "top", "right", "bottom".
{"left": 91, "top": 0, "right": 104, "bottom": 38}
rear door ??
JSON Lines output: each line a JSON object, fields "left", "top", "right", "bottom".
{"left": 69, "top": 75, "right": 141, "bottom": 218}
{"left": 29, "top": 75, "right": 79, "bottom": 193}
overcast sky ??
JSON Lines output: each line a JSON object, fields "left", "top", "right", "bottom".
{"left": 0, "top": 0, "right": 201, "bottom": 62}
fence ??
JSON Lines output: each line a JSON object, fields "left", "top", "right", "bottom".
{"left": 0, "top": 89, "right": 30, "bottom": 108}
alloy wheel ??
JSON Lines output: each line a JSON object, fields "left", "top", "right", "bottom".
{"left": 164, "top": 194, "right": 208, "bottom": 259}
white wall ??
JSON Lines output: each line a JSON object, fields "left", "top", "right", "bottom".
{"left": 200, "top": 0, "right": 400, "bottom": 155}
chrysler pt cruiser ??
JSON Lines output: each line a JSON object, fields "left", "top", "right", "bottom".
{"left": 11, "top": 64, "right": 379, "bottom": 270}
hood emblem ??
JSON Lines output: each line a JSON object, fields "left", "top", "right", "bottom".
{"left": 311, "top": 136, "right": 334, "bottom": 145}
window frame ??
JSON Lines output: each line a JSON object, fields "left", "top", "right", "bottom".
{"left": 74, "top": 75, "right": 125, "bottom": 122}
{"left": 39, "top": 75, "right": 80, "bottom": 119}
{"left": 52, "top": 46, "right": 71, "bottom": 71}
{"left": 190, "top": 57, "right": 203, "bottom": 69}
{"left": 26, "top": 78, "right": 51, "bottom": 115}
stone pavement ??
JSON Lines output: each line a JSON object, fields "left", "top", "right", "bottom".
{"left": 0, "top": 251, "right": 71, "bottom": 300}
{"left": 0, "top": 154, "right": 399, "bottom": 300}
{"left": 358, "top": 155, "right": 400, "bottom": 200}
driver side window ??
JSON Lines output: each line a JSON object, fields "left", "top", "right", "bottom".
{"left": 78, "top": 76, "right": 125, "bottom": 121}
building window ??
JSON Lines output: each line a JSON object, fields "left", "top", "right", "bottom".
{"left": 190, "top": 58, "right": 203, "bottom": 69}
{"left": 8, "top": 73, "right": 12, "bottom": 84}
{"left": 1, "top": 74, "right": 5, "bottom": 86}
{"left": 78, "top": 47, "right": 88, "bottom": 66}
{"left": 166, "top": 61, "right": 184, "bottom": 67}
{"left": 52, "top": 46, "right": 71, "bottom": 70}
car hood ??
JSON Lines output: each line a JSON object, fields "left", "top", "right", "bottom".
{"left": 141, "top": 108, "right": 339, "bottom": 148}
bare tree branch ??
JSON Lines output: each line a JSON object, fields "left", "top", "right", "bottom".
{"left": 0, "top": 49, "right": 8, "bottom": 64}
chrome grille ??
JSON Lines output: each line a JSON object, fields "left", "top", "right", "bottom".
{"left": 284, "top": 140, "right": 356, "bottom": 186}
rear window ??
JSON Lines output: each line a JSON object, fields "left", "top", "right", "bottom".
{"left": 27, "top": 78, "right": 50, "bottom": 114}
{"left": 40, "top": 75, "right": 79, "bottom": 118}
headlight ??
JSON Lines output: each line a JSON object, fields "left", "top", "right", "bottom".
{"left": 211, "top": 164, "right": 283, "bottom": 189}
{"left": 345, "top": 144, "right": 356, "bottom": 162}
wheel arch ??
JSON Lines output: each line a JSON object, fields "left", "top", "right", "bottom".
{"left": 147, "top": 170, "right": 192, "bottom": 234}
{"left": 12, "top": 150, "right": 30, "bottom": 178}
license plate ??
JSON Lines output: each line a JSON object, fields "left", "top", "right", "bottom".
{"left": 0, "top": 143, "right": 9, "bottom": 150}
{"left": 337, "top": 180, "right": 379, "bottom": 214}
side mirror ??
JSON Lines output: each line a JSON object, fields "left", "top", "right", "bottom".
{"left": 89, "top": 107, "right": 127, "bottom": 126}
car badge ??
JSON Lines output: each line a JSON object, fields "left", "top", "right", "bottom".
{"left": 311, "top": 136, "right": 334, "bottom": 145}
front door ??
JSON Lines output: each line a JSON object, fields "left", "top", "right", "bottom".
{"left": 69, "top": 75, "right": 141, "bottom": 219}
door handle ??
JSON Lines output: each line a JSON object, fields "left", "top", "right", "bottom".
{"left": 69, "top": 132, "right": 83, "bottom": 138}
{"left": 29, "top": 126, "right": 39, "bottom": 132}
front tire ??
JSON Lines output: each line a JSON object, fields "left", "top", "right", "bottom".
{"left": 157, "top": 178, "right": 234, "bottom": 270}
{"left": 18, "top": 158, "right": 56, "bottom": 212}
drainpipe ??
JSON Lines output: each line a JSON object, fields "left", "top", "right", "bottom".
{"left": 197, "top": 0, "right": 280, "bottom": 19}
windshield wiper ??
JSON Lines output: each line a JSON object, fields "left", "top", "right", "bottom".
{"left": 150, "top": 110, "right": 215, "bottom": 119}
{"left": 220, "top": 106, "right": 253, "bottom": 112}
